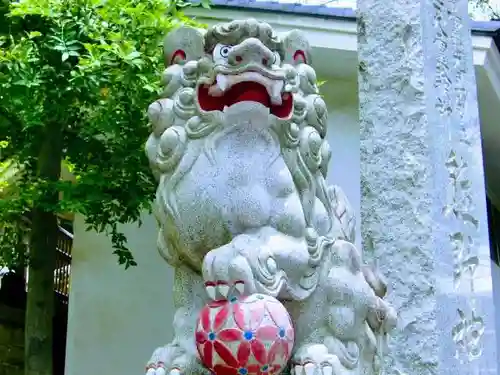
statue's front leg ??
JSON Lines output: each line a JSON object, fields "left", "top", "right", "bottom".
{"left": 145, "top": 266, "right": 210, "bottom": 375}
{"left": 202, "top": 226, "right": 310, "bottom": 300}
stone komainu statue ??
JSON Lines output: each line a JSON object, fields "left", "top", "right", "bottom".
{"left": 145, "top": 19, "right": 396, "bottom": 375}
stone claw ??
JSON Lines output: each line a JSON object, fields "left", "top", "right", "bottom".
{"left": 218, "top": 283, "right": 230, "bottom": 298}
{"left": 234, "top": 280, "right": 245, "bottom": 294}
{"left": 145, "top": 363, "right": 167, "bottom": 375}
{"left": 145, "top": 346, "right": 204, "bottom": 375}
{"left": 204, "top": 280, "right": 247, "bottom": 301}
{"left": 204, "top": 281, "right": 217, "bottom": 300}
{"left": 292, "top": 344, "right": 344, "bottom": 375}
{"left": 202, "top": 245, "right": 257, "bottom": 300}
{"left": 366, "top": 297, "right": 397, "bottom": 334}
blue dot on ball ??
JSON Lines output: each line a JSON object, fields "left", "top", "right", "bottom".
{"left": 238, "top": 368, "right": 248, "bottom": 375}
{"left": 244, "top": 331, "right": 253, "bottom": 340}
{"left": 279, "top": 328, "right": 285, "bottom": 338}
{"left": 208, "top": 332, "right": 216, "bottom": 341}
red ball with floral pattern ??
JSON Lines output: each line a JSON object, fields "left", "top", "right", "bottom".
{"left": 195, "top": 293, "right": 295, "bottom": 375}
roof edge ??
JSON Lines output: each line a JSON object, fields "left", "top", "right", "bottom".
{"left": 207, "top": 0, "right": 356, "bottom": 20}
{"left": 200, "top": 0, "right": 500, "bottom": 38}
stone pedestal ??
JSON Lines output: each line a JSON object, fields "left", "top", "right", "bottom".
{"left": 358, "top": 0, "right": 499, "bottom": 374}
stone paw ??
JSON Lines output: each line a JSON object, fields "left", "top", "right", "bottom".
{"left": 202, "top": 245, "right": 258, "bottom": 300}
{"left": 292, "top": 344, "right": 345, "bottom": 375}
{"left": 203, "top": 280, "right": 246, "bottom": 300}
{"left": 145, "top": 345, "right": 206, "bottom": 375}
{"left": 145, "top": 363, "right": 180, "bottom": 375}
{"left": 366, "top": 297, "right": 398, "bottom": 335}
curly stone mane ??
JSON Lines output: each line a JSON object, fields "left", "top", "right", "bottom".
{"left": 204, "top": 19, "right": 283, "bottom": 55}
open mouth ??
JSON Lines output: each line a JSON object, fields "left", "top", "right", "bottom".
{"left": 197, "top": 73, "right": 293, "bottom": 119}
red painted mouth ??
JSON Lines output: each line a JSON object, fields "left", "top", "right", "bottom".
{"left": 197, "top": 81, "right": 293, "bottom": 119}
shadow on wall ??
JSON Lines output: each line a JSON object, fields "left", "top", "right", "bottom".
{"left": 487, "top": 196, "right": 500, "bottom": 265}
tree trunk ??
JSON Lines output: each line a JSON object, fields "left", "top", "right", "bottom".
{"left": 25, "top": 120, "right": 63, "bottom": 375}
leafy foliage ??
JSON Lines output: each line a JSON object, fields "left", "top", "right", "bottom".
{"left": 0, "top": 0, "right": 204, "bottom": 268}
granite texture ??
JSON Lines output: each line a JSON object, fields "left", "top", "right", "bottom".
{"left": 358, "top": 0, "right": 498, "bottom": 374}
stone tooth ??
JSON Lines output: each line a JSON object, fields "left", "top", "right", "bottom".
{"left": 170, "top": 369, "right": 181, "bottom": 375}
{"left": 208, "top": 85, "right": 224, "bottom": 97}
{"left": 208, "top": 74, "right": 230, "bottom": 97}
{"left": 146, "top": 369, "right": 156, "bottom": 375}
{"left": 322, "top": 365, "right": 332, "bottom": 375}
{"left": 205, "top": 285, "right": 216, "bottom": 300}
{"left": 304, "top": 363, "right": 315, "bottom": 375}
{"left": 156, "top": 368, "right": 166, "bottom": 375}
{"left": 217, "top": 73, "right": 229, "bottom": 91}
{"left": 294, "top": 365, "right": 304, "bottom": 375}
{"left": 270, "top": 80, "right": 284, "bottom": 105}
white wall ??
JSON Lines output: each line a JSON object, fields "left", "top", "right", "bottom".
{"left": 64, "top": 78, "right": 360, "bottom": 375}
{"left": 65, "top": 213, "right": 176, "bottom": 375}
{"left": 322, "top": 79, "right": 361, "bottom": 250}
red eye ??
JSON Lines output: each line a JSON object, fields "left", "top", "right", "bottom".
{"left": 169, "top": 49, "right": 186, "bottom": 65}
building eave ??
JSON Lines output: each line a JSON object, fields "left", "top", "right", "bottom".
{"left": 186, "top": 4, "right": 500, "bottom": 79}
{"left": 186, "top": 6, "right": 356, "bottom": 78}
{"left": 193, "top": 0, "right": 500, "bottom": 39}
{"left": 474, "top": 37, "right": 500, "bottom": 208}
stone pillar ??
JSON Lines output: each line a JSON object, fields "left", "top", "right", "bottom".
{"left": 358, "top": 1, "right": 498, "bottom": 374}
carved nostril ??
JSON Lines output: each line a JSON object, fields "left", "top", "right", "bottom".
{"left": 262, "top": 58, "right": 268, "bottom": 65}
{"left": 235, "top": 56, "right": 242, "bottom": 63}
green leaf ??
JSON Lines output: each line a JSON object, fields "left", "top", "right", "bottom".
{"left": 28, "top": 32, "right": 42, "bottom": 39}
{"left": 62, "top": 52, "right": 69, "bottom": 62}
{"left": 142, "top": 84, "right": 155, "bottom": 92}
{"left": 126, "top": 51, "right": 141, "bottom": 60}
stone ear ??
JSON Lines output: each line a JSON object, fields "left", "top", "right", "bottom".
{"left": 163, "top": 26, "right": 206, "bottom": 66}
{"left": 281, "top": 30, "right": 311, "bottom": 66}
